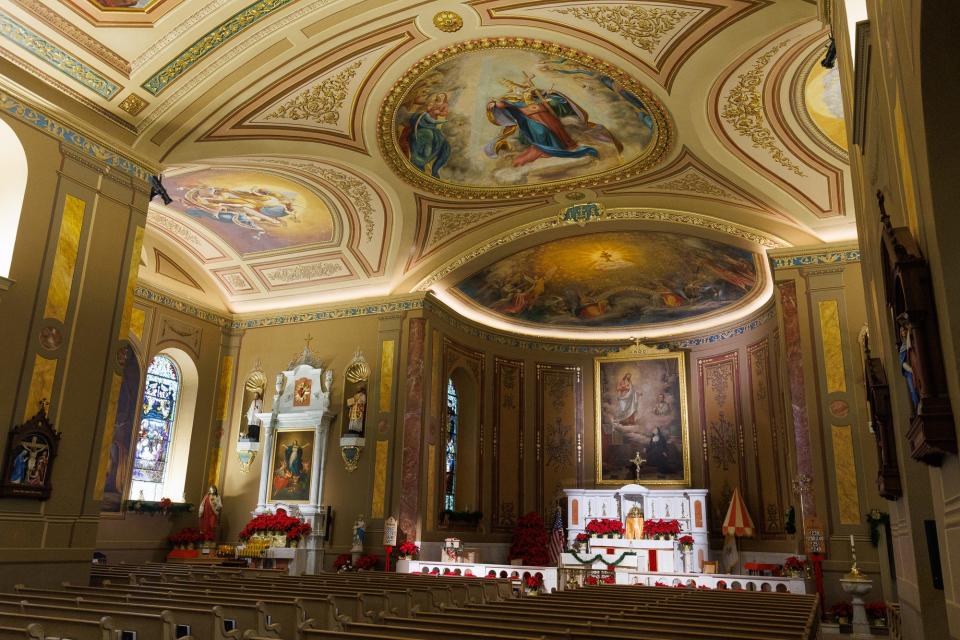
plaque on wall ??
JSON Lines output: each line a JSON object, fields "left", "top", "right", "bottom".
{"left": 1, "top": 401, "right": 61, "bottom": 500}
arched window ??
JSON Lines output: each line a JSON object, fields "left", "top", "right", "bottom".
{"left": 444, "top": 379, "right": 458, "bottom": 511}
{"left": 129, "top": 354, "right": 180, "bottom": 501}
{"left": 0, "top": 117, "right": 28, "bottom": 279}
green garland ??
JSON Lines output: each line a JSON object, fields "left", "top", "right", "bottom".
{"left": 566, "top": 550, "right": 636, "bottom": 567}
{"left": 124, "top": 500, "right": 194, "bottom": 516}
{"left": 865, "top": 510, "right": 890, "bottom": 547}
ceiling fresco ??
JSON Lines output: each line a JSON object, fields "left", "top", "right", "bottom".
{"left": 380, "top": 38, "right": 672, "bottom": 198}
{"left": 453, "top": 230, "right": 759, "bottom": 331}
{"left": 0, "top": 0, "right": 859, "bottom": 333}
{"left": 158, "top": 167, "right": 337, "bottom": 256}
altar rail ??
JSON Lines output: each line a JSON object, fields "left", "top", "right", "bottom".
{"left": 560, "top": 565, "right": 807, "bottom": 593}
{"left": 398, "top": 560, "right": 559, "bottom": 592}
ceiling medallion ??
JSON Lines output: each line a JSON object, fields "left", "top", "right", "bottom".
{"left": 432, "top": 10, "right": 463, "bottom": 32}
{"left": 378, "top": 37, "right": 673, "bottom": 200}
{"left": 118, "top": 93, "right": 148, "bottom": 116}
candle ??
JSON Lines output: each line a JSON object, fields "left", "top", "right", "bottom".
{"left": 850, "top": 534, "right": 855, "bottom": 548}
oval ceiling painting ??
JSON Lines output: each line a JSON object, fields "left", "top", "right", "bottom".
{"left": 159, "top": 167, "right": 336, "bottom": 256}
{"left": 454, "top": 231, "right": 760, "bottom": 330}
{"left": 380, "top": 38, "right": 672, "bottom": 198}
{"left": 803, "top": 58, "right": 847, "bottom": 154}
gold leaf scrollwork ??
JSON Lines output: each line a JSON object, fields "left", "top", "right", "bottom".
{"left": 266, "top": 59, "right": 362, "bottom": 125}
{"left": 552, "top": 5, "right": 696, "bottom": 53}
{"left": 658, "top": 172, "right": 734, "bottom": 199}
{"left": 720, "top": 42, "right": 807, "bottom": 177}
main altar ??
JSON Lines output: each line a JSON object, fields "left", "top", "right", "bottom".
{"left": 563, "top": 484, "right": 708, "bottom": 576}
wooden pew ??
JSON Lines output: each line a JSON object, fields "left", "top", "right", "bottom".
{"left": 0, "top": 623, "right": 43, "bottom": 640}
{"left": 0, "top": 601, "right": 183, "bottom": 640}
{"left": 0, "top": 611, "right": 116, "bottom": 640}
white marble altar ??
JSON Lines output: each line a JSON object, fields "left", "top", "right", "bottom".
{"left": 253, "top": 346, "right": 335, "bottom": 574}
{"left": 564, "top": 484, "right": 709, "bottom": 572}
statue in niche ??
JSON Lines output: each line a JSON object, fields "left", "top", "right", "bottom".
{"left": 199, "top": 485, "right": 222, "bottom": 541}
{"left": 351, "top": 514, "right": 366, "bottom": 552}
{"left": 243, "top": 391, "right": 263, "bottom": 442}
{"left": 346, "top": 388, "right": 367, "bottom": 435}
{"left": 898, "top": 323, "right": 921, "bottom": 410}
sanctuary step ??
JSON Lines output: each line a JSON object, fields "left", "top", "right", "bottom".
{"left": 2, "top": 563, "right": 819, "bottom": 640}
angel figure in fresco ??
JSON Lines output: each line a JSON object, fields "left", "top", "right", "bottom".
{"left": 183, "top": 186, "right": 298, "bottom": 236}
{"left": 490, "top": 271, "right": 548, "bottom": 315}
{"left": 398, "top": 92, "right": 451, "bottom": 177}
{"left": 485, "top": 74, "right": 620, "bottom": 167}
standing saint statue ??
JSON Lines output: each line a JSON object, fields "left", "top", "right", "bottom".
{"left": 199, "top": 485, "right": 222, "bottom": 541}
{"left": 346, "top": 388, "right": 367, "bottom": 434}
{"left": 244, "top": 391, "right": 263, "bottom": 442}
{"left": 351, "top": 515, "right": 366, "bottom": 552}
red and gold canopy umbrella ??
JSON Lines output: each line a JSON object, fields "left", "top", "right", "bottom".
{"left": 721, "top": 487, "right": 755, "bottom": 538}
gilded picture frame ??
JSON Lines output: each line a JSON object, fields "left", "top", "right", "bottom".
{"left": 267, "top": 427, "right": 315, "bottom": 503}
{"left": 594, "top": 348, "right": 690, "bottom": 486}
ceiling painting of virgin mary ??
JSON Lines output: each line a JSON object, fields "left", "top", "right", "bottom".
{"left": 159, "top": 167, "right": 337, "bottom": 256}
{"left": 454, "top": 231, "right": 759, "bottom": 330}
{"left": 380, "top": 39, "right": 672, "bottom": 199}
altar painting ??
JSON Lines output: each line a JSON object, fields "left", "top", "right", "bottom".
{"left": 455, "top": 231, "right": 759, "bottom": 330}
{"left": 595, "top": 351, "right": 689, "bottom": 486}
{"left": 268, "top": 428, "right": 314, "bottom": 502}
{"left": 160, "top": 167, "right": 336, "bottom": 255}
{"left": 385, "top": 40, "right": 669, "bottom": 196}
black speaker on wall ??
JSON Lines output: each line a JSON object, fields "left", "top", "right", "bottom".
{"left": 924, "top": 519, "right": 945, "bottom": 590}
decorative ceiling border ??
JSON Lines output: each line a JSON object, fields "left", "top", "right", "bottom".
{"left": 468, "top": 0, "right": 772, "bottom": 92}
{"left": 424, "top": 294, "right": 777, "bottom": 352}
{"left": 230, "top": 294, "right": 425, "bottom": 330}
{"left": 58, "top": 0, "right": 185, "bottom": 27}
{"left": 0, "top": 10, "right": 120, "bottom": 99}
{"left": 0, "top": 85, "right": 155, "bottom": 180}
{"left": 12, "top": 0, "right": 130, "bottom": 76}
{"left": 600, "top": 145, "right": 786, "bottom": 220}
{"left": 414, "top": 206, "right": 787, "bottom": 292}
{"left": 135, "top": 284, "right": 231, "bottom": 327}
{"left": 141, "top": 0, "right": 297, "bottom": 96}
{"left": 377, "top": 36, "right": 674, "bottom": 200}
{"left": 196, "top": 21, "right": 427, "bottom": 154}
{"left": 769, "top": 243, "right": 860, "bottom": 270}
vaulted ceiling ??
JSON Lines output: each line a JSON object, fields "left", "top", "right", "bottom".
{"left": 2, "top": 0, "right": 852, "bottom": 336}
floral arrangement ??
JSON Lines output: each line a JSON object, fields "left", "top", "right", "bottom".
{"left": 602, "top": 575, "right": 615, "bottom": 584}
{"left": 866, "top": 601, "right": 887, "bottom": 621}
{"left": 673, "top": 583, "right": 687, "bottom": 588}
{"left": 677, "top": 535, "right": 695, "bottom": 550}
{"left": 585, "top": 575, "right": 598, "bottom": 586}
{"left": 509, "top": 512, "right": 551, "bottom": 566}
{"left": 829, "top": 601, "right": 853, "bottom": 621}
{"left": 585, "top": 518, "right": 625, "bottom": 537}
{"left": 654, "top": 580, "right": 669, "bottom": 587}
{"left": 397, "top": 541, "right": 420, "bottom": 559}
{"left": 333, "top": 553, "right": 353, "bottom": 572}
{"left": 524, "top": 574, "right": 544, "bottom": 590}
{"left": 783, "top": 556, "right": 806, "bottom": 573}
{"left": 642, "top": 519, "right": 682, "bottom": 539}
{"left": 125, "top": 499, "right": 193, "bottom": 516}
{"left": 239, "top": 508, "right": 310, "bottom": 546}
{"left": 168, "top": 527, "right": 203, "bottom": 548}
{"left": 354, "top": 554, "right": 378, "bottom": 571}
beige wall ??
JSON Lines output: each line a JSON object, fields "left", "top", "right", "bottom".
{"left": 0, "top": 102, "right": 150, "bottom": 588}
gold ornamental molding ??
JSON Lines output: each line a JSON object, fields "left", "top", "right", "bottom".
{"left": 378, "top": 37, "right": 674, "bottom": 200}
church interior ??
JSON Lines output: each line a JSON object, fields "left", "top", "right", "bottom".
{"left": 0, "top": 0, "right": 958, "bottom": 638}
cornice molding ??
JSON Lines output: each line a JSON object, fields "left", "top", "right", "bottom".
{"left": 769, "top": 242, "right": 860, "bottom": 270}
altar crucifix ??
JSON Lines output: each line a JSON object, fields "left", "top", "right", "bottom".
{"left": 630, "top": 451, "right": 646, "bottom": 481}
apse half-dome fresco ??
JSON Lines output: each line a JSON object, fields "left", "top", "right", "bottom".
{"left": 454, "top": 231, "right": 760, "bottom": 330}
{"left": 380, "top": 39, "right": 672, "bottom": 198}
{"left": 159, "top": 167, "right": 336, "bottom": 256}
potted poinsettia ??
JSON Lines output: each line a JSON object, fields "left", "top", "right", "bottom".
{"left": 783, "top": 556, "right": 806, "bottom": 577}
{"left": 585, "top": 518, "right": 625, "bottom": 539}
{"left": 355, "top": 554, "right": 378, "bottom": 571}
{"left": 571, "top": 532, "right": 590, "bottom": 552}
{"left": 524, "top": 573, "right": 544, "bottom": 596}
{"left": 866, "top": 601, "right": 887, "bottom": 627}
{"left": 333, "top": 553, "right": 353, "bottom": 573}
{"left": 829, "top": 601, "right": 853, "bottom": 625}
{"left": 397, "top": 540, "right": 420, "bottom": 560}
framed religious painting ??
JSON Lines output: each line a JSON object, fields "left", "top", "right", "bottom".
{"left": 268, "top": 428, "right": 315, "bottom": 503}
{"left": 594, "top": 347, "right": 690, "bottom": 486}
{"left": 1, "top": 401, "right": 61, "bottom": 500}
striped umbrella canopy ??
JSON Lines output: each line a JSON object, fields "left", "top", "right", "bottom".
{"left": 721, "top": 487, "right": 755, "bottom": 537}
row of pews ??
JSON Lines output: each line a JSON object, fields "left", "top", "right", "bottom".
{"left": 0, "top": 561, "right": 821, "bottom": 639}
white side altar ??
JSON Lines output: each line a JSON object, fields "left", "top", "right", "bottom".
{"left": 252, "top": 346, "right": 335, "bottom": 575}
{"left": 564, "top": 484, "right": 709, "bottom": 574}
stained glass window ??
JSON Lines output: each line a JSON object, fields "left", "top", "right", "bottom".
{"left": 130, "top": 354, "right": 180, "bottom": 501}
{"left": 444, "top": 379, "right": 458, "bottom": 511}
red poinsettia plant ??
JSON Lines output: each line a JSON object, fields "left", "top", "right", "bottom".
{"left": 585, "top": 518, "right": 625, "bottom": 537}
{"left": 783, "top": 556, "right": 806, "bottom": 571}
{"left": 397, "top": 541, "right": 420, "bottom": 558}
{"left": 677, "top": 535, "right": 695, "bottom": 550}
{"left": 865, "top": 601, "right": 887, "bottom": 620}
{"left": 524, "top": 573, "right": 544, "bottom": 589}
{"left": 333, "top": 553, "right": 353, "bottom": 572}
{"left": 602, "top": 575, "right": 616, "bottom": 584}
{"left": 509, "top": 512, "right": 551, "bottom": 566}
{"left": 354, "top": 554, "right": 378, "bottom": 570}
{"left": 642, "top": 519, "right": 682, "bottom": 539}
{"left": 585, "top": 576, "right": 599, "bottom": 586}
{"left": 829, "top": 601, "right": 853, "bottom": 620}
{"left": 654, "top": 580, "right": 669, "bottom": 587}
{"left": 239, "top": 508, "right": 310, "bottom": 544}
{"left": 168, "top": 527, "right": 203, "bottom": 547}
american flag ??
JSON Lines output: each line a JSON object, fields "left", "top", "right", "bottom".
{"left": 547, "top": 505, "right": 565, "bottom": 565}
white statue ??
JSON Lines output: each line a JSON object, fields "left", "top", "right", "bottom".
{"left": 351, "top": 514, "right": 366, "bottom": 552}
